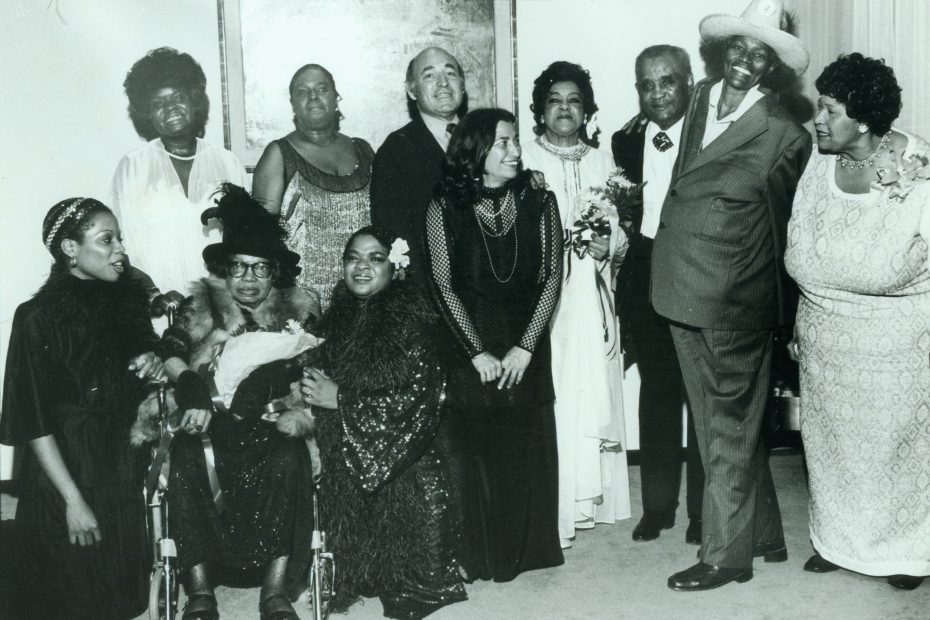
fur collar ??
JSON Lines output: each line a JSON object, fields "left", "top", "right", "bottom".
{"left": 183, "top": 276, "right": 319, "bottom": 369}
{"left": 315, "top": 280, "right": 439, "bottom": 393}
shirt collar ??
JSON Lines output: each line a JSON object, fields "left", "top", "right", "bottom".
{"left": 707, "top": 80, "right": 765, "bottom": 124}
{"left": 420, "top": 112, "right": 458, "bottom": 147}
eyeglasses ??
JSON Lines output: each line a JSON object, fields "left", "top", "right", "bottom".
{"left": 147, "top": 90, "right": 192, "bottom": 115}
{"left": 227, "top": 261, "right": 274, "bottom": 278}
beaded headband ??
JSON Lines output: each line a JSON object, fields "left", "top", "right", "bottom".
{"left": 43, "top": 198, "right": 92, "bottom": 252}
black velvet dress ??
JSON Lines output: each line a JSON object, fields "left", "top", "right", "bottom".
{"left": 160, "top": 278, "right": 316, "bottom": 598}
{"left": 310, "top": 280, "right": 466, "bottom": 619}
{"left": 423, "top": 180, "right": 565, "bottom": 582}
{"left": 0, "top": 268, "right": 156, "bottom": 620}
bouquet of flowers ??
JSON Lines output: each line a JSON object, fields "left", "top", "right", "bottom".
{"left": 567, "top": 168, "right": 642, "bottom": 259}
{"left": 872, "top": 152, "right": 930, "bottom": 202}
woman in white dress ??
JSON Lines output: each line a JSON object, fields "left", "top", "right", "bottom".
{"left": 112, "top": 47, "right": 246, "bottom": 316}
{"left": 521, "top": 61, "right": 631, "bottom": 548}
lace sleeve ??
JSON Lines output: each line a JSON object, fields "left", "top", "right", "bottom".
{"left": 423, "top": 197, "right": 486, "bottom": 357}
{"left": 518, "top": 190, "right": 563, "bottom": 352}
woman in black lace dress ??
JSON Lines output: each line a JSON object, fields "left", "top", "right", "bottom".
{"left": 423, "top": 108, "right": 565, "bottom": 582}
{"left": 299, "top": 226, "right": 466, "bottom": 618}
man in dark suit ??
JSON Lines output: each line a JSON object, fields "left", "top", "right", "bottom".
{"left": 652, "top": 0, "right": 812, "bottom": 591}
{"left": 370, "top": 46, "right": 466, "bottom": 285}
{"left": 612, "top": 45, "right": 705, "bottom": 546}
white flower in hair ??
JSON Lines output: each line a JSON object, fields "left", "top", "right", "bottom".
{"left": 389, "top": 237, "right": 411, "bottom": 270}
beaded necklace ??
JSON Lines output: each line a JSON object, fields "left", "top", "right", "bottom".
{"left": 836, "top": 133, "right": 890, "bottom": 170}
{"left": 474, "top": 190, "right": 518, "bottom": 283}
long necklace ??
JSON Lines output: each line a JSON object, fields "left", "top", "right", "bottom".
{"left": 474, "top": 191, "right": 518, "bottom": 283}
{"left": 837, "top": 133, "right": 890, "bottom": 169}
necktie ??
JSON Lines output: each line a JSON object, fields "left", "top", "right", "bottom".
{"left": 446, "top": 123, "right": 458, "bottom": 136}
{"left": 652, "top": 131, "right": 673, "bottom": 152}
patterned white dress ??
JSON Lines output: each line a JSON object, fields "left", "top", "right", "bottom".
{"left": 522, "top": 137, "right": 631, "bottom": 547}
{"left": 784, "top": 131, "right": 930, "bottom": 577}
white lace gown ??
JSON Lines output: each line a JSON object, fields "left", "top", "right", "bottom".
{"left": 111, "top": 138, "right": 247, "bottom": 296}
{"left": 785, "top": 131, "right": 930, "bottom": 577}
{"left": 522, "top": 136, "right": 631, "bottom": 546}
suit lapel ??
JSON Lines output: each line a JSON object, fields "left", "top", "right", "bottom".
{"left": 410, "top": 115, "right": 446, "bottom": 168}
{"left": 678, "top": 84, "right": 770, "bottom": 179}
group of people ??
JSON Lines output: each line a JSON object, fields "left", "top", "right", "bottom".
{"left": 3, "top": 0, "right": 929, "bottom": 618}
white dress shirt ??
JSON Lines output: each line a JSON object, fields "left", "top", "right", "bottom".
{"left": 702, "top": 80, "right": 766, "bottom": 149}
{"left": 641, "top": 118, "right": 683, "bottom": 239}
{"left": 420, "top": 112, "right": 458, "bottom": 151}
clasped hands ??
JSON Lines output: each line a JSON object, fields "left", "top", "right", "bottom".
{"left": 472, "top": 347, "right": 531, "bottom": 389}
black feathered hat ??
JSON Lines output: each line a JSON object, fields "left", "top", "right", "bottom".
{"left": 201, "top": 183, "right": 301, "bottom": 269}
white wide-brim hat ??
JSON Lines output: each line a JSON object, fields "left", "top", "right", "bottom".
{"left": 700, "top": 0, "right": 810, "bottom": 75}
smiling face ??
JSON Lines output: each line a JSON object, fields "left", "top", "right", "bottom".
{"left": 542, "top": 81, "right": 585, "bottom": 144}
{"left": 147, "top": 87, "right": 195, "bottom": 139}
{"left": 225, "top": 253, "right": 275, "bottom": 308}
{"left": 61, "top": 212, "right": 127, "bottom": 282}
{"left": 406, "top": 47, "right": 465, "bottom": 121}
{"left": 636, "top": 54, "right": 691, "bottom": 130}
{"left": 482, "top": 121, "right": 521, "bottom": 188}
{"left": 722, "top": 36, "right": 775, "bottom": 92}
{"left": 342, "top": 234, "right": 393, "bottom": 300}
{"left": 814, "top": 95, "right": 863, "bottom": 153}
{"left": 290, "top": 66, "right": 339, "bottom": 132}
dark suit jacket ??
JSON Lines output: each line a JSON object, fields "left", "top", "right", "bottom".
{"left": 611, "top": 128, "right": 645, "bottom": 185}
{"left": 370, "top": 115, "right": 446, "bottom": 284}
{"left": 651, "top": 79, "right": 811, "bottom": 331}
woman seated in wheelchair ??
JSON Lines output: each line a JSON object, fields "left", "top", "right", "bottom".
{"left": 1, "top": 198, "right": 165, "bottom": 619}
{"left": 298, "top": 226, "right": 467, "bottom": 619}
{"left": 154, "top": 184, "right": 320, "bottom": 620}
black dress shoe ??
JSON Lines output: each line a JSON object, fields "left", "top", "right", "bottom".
{"left": 668, "top": 562, "right": 752, "bottom": 591}
{"left": 887, "top": 575, "right": 924, "bottom": 590}
{"left": 685, "top": 519, "right": 702, "bottom": 545}
{"left": 632, "top": 514, "right": 675, "bottom": 542}
{"left": 803, "top": 553, "right": 840, "bottom": 573}
{"left": 752, "top": 539, "right": 787, "bottom": 563}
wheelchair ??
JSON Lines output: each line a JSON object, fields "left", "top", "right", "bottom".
{"left": 145, "top": 380, "right": 180, "bottom": 620}
{"left": 307, "top": 479, "right": 336, "bottom": 620}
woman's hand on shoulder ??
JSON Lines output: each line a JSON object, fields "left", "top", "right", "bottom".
{"left": 300, "top": 368, "right": 339, "bottom": 409}
{"left": 128, "top": 352, "right": 165, "bottom": 382}
{"left": 498, "top": 347, "right": 531, "bottom": 390}
{"left": 65, "top": 494, "right": 101, "bottom": 546}
{"left": 471, "top": 351, "right": 502, "bottom": 384}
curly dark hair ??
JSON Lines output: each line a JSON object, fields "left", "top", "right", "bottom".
{"left": 42, "top": 198, "right": 112, "bottom": 265}
{"left": 530, "top": 61, "right": 599, "bottom": 146}
{"left": 700, "top": 35, "right": 797, "bottom": 93}
{"left": 435, "top": 108, "right": 531, "bottom": 208}
{"left": 123, "top": 47, "right": 210, "bottom": 140}
{"left": 343, "top": 225, "right": 399, "bottom": 262}
{"left": 815, "top": 53, "right": 901, "bottom": 135}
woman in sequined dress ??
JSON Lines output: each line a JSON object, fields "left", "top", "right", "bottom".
{"left": 158, "top": 186, "right": 319, "bottom": 620}
{"left": 521, "top": 61, "right": 631, "bottom": 549}
{"left": 253, "top": 64, "right": 374, "bottom": 310}
{"left": 423, "top": 108, "right": 565, "bottom": 582}
{"left": 299, "top": 226, "right": 467, "bottom": 619}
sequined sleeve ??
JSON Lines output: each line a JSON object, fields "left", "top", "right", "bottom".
{"left": 518, "top": 190, "right": 563, "bottom": 352}
{"left": 336, "top": 340, "right": 445, "bottom": 492}
{"left": 423, "top": 196, "right": 486, "bottom": 357}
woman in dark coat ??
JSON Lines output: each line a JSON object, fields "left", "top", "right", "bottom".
{"left": 0, "top": 198, "right": 165, "bottom": 619}
{"left": 422, "top": 108, "right": 565, "bottom": 582}
{"left": 157, "top": 185, "right": 319, "bottom": 620}
{"left": 299, "top": 226, "right": 467, "bottom": 619}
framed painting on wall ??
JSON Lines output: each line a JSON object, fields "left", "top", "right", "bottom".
{"left": 218, "top": 0, "right": 510, "bottom": 170}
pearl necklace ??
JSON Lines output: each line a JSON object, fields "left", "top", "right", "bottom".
{"left": 165, "top": 149, "right": 196, "bottom": 161}
{"left": 836, "top": 133, "right": 890, "bottom": 170}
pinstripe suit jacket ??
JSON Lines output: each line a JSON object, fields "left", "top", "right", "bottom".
{"left": 650, "top": 79, "right": 811, "bottom": 330}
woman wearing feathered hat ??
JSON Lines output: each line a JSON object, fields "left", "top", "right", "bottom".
{"left": 150, "top": 184, "right": 320, "bottom": 619}
{"left": 650, "top": 0, "right": 812, "bottom": 591}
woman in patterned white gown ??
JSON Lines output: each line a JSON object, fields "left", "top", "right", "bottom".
{"left": 522, "top": 61, "right": 631, "bottom": 549}
{"left": 784, "top": 54, "right": 930, "bottom": 591}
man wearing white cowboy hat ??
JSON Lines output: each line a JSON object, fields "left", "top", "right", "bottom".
{"left": 650, "top": 0, "right": 812, "bottom": 591}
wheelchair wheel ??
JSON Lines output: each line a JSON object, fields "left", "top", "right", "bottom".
{"left": 148, "top": 565, "right": 179, "bottom": 620}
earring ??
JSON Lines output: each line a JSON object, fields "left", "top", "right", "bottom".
{"left": 69, "top": 257, "right": 77, "bottom": 267}
{"left": 857, "top": 123, "right": 869, "bottom": 134}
